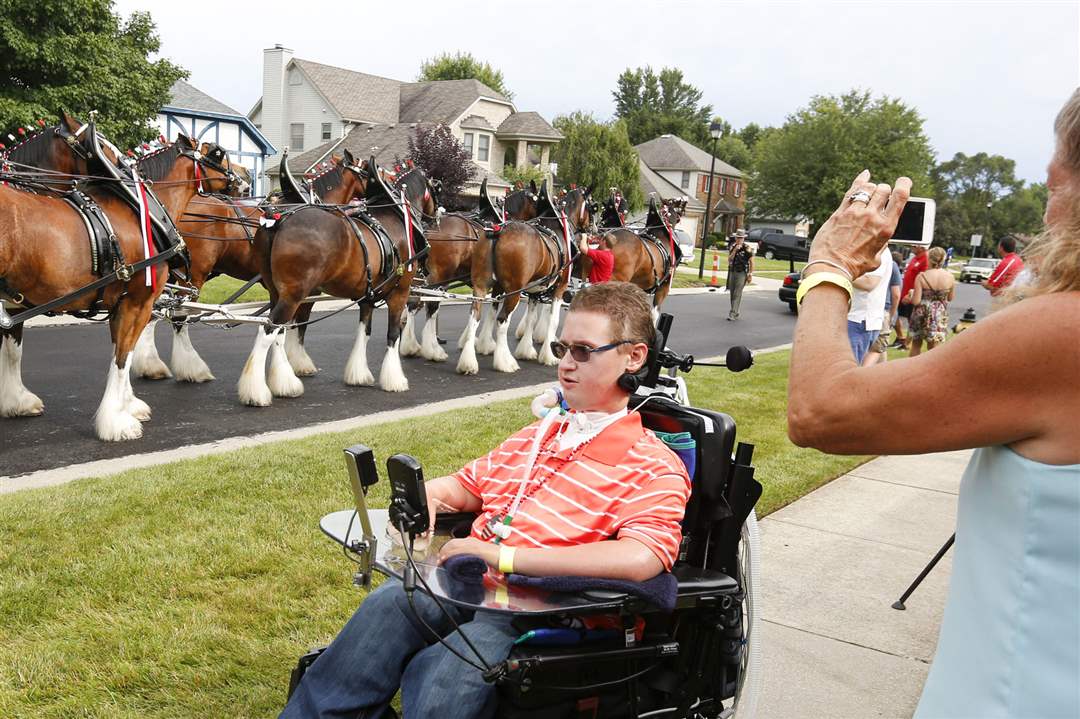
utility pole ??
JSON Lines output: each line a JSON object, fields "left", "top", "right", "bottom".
{"left": 697, "top": 122, "right": 724, "bottom": 279}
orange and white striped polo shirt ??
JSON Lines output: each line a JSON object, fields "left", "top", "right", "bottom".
{"left": 449, "top": 412, "right": 691, "bottom": 570}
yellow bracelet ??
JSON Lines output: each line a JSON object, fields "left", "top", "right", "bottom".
{"left": 796, "top": 271, "right": 853, "bottom": 307}
{"left": 498, "top": 545, "right": 516, "bottom": 574}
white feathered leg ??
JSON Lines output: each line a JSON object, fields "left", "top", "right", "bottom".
{"left": 493, "top": 314, "right": 520, "bottom": 373}
{"left": 237, "top": 329, "right": 276, "bottom": 406}
{"left": 170, "top": 324, "right": 215, "bottom": 382}
{"left": 378, "top": 336, "right": 409, "bottom": 392}
{"left": 94, "top": 355, "right": 143, "bottom": 441}
{"left": 536, "top": 298, "right": 563, "bottom": 366}
{"left": 344, "top": 320, "right": 375, "bottom": 386}
{"left": 532, "top": 303, "right": 551, "bottom": 344}
{"left": 268, "top": 330, "right": 304, "bottom": 397}
{"left": 0, "top": 336, "right": 44, "bottom": 417}
{"left": 284, "top": 328, "right": 317, "bottom": 376}
{"left": 456, "top": 310, "right": 480, "bottom": 375}
{"left": 420, "top": 307, "right": 448, "bottom": 361}
{"left": 122, "top": 362, "right": 151, "bottom": 421}
{"left": 399, "top": 309, "right": 422, "bottom": 357}
{"left": 132, "top": 321, "right": 172, "bottom": 380}
{"left": 515, "top": 300, "right": 534, "bottom": 340}
{"left": 476, "top": 304, "right": 497, "bottom": 355}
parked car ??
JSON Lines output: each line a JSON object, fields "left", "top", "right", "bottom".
{"left": 748, "top": 229, "right": 811, "bottom": 261}
{"left": 778, "top": 272, "right": 800, "bottom": 313}
{"left": 959, "top": 257, "right": 999, "bottom": 282}
{"left": 674, "top": 227, "right": 695, "bottom": 265}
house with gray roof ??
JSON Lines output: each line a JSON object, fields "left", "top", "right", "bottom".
{"left": 249, "top": 45, "right": 562, "bottom": 195}
{"left": 155, "top": 79, "right": 275, "bottom": 195}
{"left": 635, "top": 134, "right": 746, "bottom": 244}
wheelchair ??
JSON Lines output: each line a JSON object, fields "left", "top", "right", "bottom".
{"left": 288, "top": 315, "right": 764, "bottom": 718}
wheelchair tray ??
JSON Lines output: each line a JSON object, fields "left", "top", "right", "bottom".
{"left": 321, "top": 509, "right": 636, "bottom": 616}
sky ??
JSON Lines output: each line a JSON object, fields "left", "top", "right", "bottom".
{"left": 114, "top": 0, "right": 1079, "bottom": 185}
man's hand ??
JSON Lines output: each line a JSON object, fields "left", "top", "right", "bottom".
{"left": 437, "top": 537, "right": 498, "bottom": 568}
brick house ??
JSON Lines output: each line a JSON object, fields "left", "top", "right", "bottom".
{"left": 248, "top": 45, "right": 562, "bottom": 196}
{"left": 635, "top": 134, "right": 745, "bottom": 245}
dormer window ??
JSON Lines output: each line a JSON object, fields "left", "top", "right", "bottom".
{"left": 463, "top": 132, "right": 474, "bottom": 157}
{"left": 477, "top": 134, "right": 490, "bottom": 162}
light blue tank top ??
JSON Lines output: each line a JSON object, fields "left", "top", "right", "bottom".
{"left": 916, "top": 446, "right": 1080, "bottom": 718}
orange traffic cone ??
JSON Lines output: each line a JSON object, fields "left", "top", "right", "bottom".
{"left": 710, "top": 254, "right": 720, "bottom": 287}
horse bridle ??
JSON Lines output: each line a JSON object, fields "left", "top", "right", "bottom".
{"left": 179, "top": 145, "right": 248, "bottom": 196}
{"left": 559, "top": 189, "right": 598, "bottom": 234}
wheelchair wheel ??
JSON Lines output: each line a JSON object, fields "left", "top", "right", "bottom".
{"left": 728, "top": 509, "right": 763, "bottom": 718}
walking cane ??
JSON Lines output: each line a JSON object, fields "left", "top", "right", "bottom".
{"left": 892, "top": 533, "right": 955, "bottom": 610}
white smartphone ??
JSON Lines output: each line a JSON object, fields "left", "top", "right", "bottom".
{"left": 889, "top": 197, "right": 936, "bottom": 246}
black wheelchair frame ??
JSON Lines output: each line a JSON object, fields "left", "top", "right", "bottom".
{"left": 288, "top": 318, "right": 763, "bottom": 719}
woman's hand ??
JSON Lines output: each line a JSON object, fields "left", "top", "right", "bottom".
{"left": 808, "top": 170, "right": 912, "bottom": 278}
{"left": 437, "top": 537, "right": 499, "bottom": 568}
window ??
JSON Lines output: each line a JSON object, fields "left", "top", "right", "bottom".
{"left": 718, "top": 178, "right": 727, "bottom": 195}
{"left": 290, "top": 123, "right": 304, "bottom": 152}
{"left": 321, "top": 123, "right": 331, "bottom": 141}
{"left": 477, "top": 134, "right": 490, "bottom": 162}
{"left": 680, "top": 171, "right": 690, "bottom": 189}
{"left": 463, "top": 132, "right": 474, "bottom": 158}
{"left": 702, "top": 175, "right": 711, "bottom": 193}
{"left": 733, "top": 180, "right": 741, "bottom": 198}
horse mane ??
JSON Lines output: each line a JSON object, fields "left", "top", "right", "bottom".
{"left": 310, "top": 163, "right": 344, "bottom": 197}
{"left": 2, "top": 124, "right": 56, "bottom": 167}
{"left": 395, "top": 167, "right": 429, "bottom": 202}
{"left": 135, "top": 143, "right": 182, "bottom": 181}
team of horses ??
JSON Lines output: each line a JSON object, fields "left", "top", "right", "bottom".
{"left": 0, "top": 115, "right": 690, "bottom": 442}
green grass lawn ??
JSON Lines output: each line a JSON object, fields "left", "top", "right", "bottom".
{"left": 0, "top": 350, "right": 865, "bottom": 718}
{"left": 701, "top": 249, "right": 806, "bottom": 275}
{"left": 198, "top": 275, "right": 270, "bottom": 305}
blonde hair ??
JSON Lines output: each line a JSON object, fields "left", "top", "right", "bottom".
{"left": 928, "top": 247, "right": 946, "bottom": 268}
{"left": 1004, "top": 88, "right": 1080, "bottom": 301}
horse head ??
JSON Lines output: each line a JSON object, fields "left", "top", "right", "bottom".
{"left": 662, "top": 196, "right": 688, "bottom": 227}
{"left": 558, "top": 185, "right": 597, "bottom": 233}
{"left": 504, "top": 179, "right": 539, "bottom": 220}
{"left": 394, "top": 165, "right": 439, "bottom": 220}
{"left": 307, "top": 148, "right": 368, "bottom": 204}
{"left": 1, "top": 113, "right": 94, "bottom": 187}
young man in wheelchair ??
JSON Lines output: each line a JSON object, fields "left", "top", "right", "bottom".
{"left": 281, "top": 282, "right": 693, "bottom": 719}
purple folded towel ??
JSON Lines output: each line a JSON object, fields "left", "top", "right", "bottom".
{"left": 507, "top": 572, "right": 677, "bottom": 612}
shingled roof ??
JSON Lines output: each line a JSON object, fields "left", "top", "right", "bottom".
{"left": 292, "top": 59, "right": 401, "bottom": 123}
{"left": 637, "top": 159, "right": 705, "bottom": 211}
{"left": 398, "top": 79, "right": 509, "bottom": 125}
{"left": 496, "top": 111, "right": 563, "bottom": 140}
{"left": 165, "top": 80, "right": 240, "bottom": 116}
{"left": 635, "top": 134, "right": 742, "bottom": 177}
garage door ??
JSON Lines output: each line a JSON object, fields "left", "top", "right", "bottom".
{"left": 677, "top": 216, "right": 699, "bottom": 245}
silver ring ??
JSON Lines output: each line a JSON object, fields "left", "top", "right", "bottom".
{"left": 848, "top": 190, "right": 872, "bottom": 205}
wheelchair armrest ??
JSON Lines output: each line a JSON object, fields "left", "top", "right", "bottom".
{"left": 673, "top": 565, "right": 738, "bottom": 595}
{"left": 434, "top": 512, "right": 477, "bottom": 538}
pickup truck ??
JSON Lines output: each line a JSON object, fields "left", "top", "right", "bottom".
{"left": 747, "top": 228, "right": 811, "bottom": 262}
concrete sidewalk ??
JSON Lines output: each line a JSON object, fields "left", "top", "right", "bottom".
{"left": 757, "top": 450, "right": 968, "bottom": 718}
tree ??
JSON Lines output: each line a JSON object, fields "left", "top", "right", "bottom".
{"left": 612, "top": 66, "right": 712, "bottom": 148}
{"left": 502, "top": 163, "right": 546, "bottom": 189}
{"left": 551, "top": 112, "right": 642, "bottom": 210}
{"left": 406, "top": 123, "right": 475, "bottom": 198}
{"left": 750, "top": 90, "right": 935, "bottom": 234}
{"left": 417, "top": 52, "right": 512, "bottom": 99}
{"left": 0, "top": 0, "right": 185, "bottom": 149}
{"left": 931, "top": 152, "right": 1046, "bottom": 248}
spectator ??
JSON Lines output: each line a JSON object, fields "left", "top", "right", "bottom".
{"left": 726, "top": 229, "right": 754, "bottom": 320}
{"left": 577, "top": 234, "right": 614, "bottom": 284}
{"left": 982, "top": 235, "right": 1025, "bottom": 296}
{"left": 863, "top": 250, "right": 903, "bottom": 366}
{"left": 846, "top": 245, "right": 893, "bottom": 363}
{"left": 893, "top": 245, "right": 929, "bottom": 348}
{"left": 787, "top": 86, "right": 1080, "bottom": 719}
{"left": 906, "top": 247, "right": 956, "bottom": 356}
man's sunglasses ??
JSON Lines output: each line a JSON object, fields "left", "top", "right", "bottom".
{"left": 549, "top": 339, "right": 635, "bottom": 362}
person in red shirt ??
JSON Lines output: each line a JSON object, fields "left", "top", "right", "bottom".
{"left": 578, "top": 234, "right": 615, "bottom": 284}
{"left": 983, "top": 235, "right": 1025, "bottom": 296}
{"left": 892, "top": 246, "right": 929, "bottom": 349}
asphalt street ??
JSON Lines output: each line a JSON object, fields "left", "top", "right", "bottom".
{"left": 0, "top": 283, "right": 990, "bottom": 477}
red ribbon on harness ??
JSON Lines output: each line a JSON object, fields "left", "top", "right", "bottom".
{"left": 133, "top": 169, "right": 158, "bottom": 290}
{"left": 193, "top": 159, "right": 203, "bottom": 194}
{"left": 559, "top": 211, "right": 573, "bottom": 259}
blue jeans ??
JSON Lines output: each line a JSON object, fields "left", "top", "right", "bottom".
{"left": 846, "top": 320, "right": 880, "bottom": 364}
{"left": 281, "top": 579, "right": 519, "bottom": 719}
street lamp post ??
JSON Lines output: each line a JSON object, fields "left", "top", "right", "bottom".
{"left": 983, "top": 201, "right": 993, "bottom": 259}
{"left": 697, "top": 122, "right": 724, "bottom": 279}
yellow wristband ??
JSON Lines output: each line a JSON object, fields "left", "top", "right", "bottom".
{"left": 796, "top": 271, "right": 853, "bottom": 307}
{"left": 498, "top": 545, "right": 516, "bottom": 574}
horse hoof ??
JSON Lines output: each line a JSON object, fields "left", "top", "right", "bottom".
{"left": 422, "top": 347, "right": 449, "bottom": 362}
{"left": 537, "top": 348, "right": 560, "bottom": 366}
{"left": 514, "top": 345, "right": 538, "bottom": 361}
{"left": 493, "top": 354, "right": 520, "bottom": 373}
{"left": 344, "top": 369, "right": 375, "bottom": 387}
{"left": 380, "top": 377, "right": 409, "bottom": 393}
{"left": 1, "top": 391, "right": 44, "bottom": 417}
{"left": 126, "top": 397, "right": 152, "bottom": 422}
{"left": 95, "top": 411, "right": 144, "bottom": 442}
{"left": 136, "top": 361, "right": 173, "bottom": 381}
{"left": 174, "top": 367, "right": 215, "bottom": 383}
{"left": 238, "top": 382, "right": 273, "bottom": 407}
{"left": 292, "top": 366, "right": 318, "bottom": 377}
{"left": 456, "top": 356, "right": 480, "bottom": 375}
{"left": 269, "top": 373, "right": 304, "bottom": 398}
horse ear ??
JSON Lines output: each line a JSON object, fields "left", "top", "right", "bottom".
{"left": 61, "top": 110, "right": 80, "bottom": 130}
{"left": 529, "top": 179, "right": 538, "bottom": 194}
